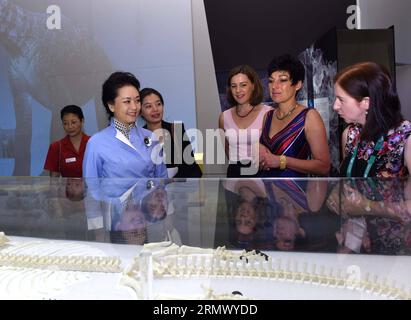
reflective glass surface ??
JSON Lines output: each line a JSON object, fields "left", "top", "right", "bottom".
{"left": 1, "top": 177, "right": 411, "bottom": 256}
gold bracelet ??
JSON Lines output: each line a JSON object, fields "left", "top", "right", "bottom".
{"left": 279, "top": 155, "right": 287, "bottom": 170}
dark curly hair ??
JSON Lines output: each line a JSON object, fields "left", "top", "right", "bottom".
{"left": 267, "top": 54, "right": 305, "bottom": 86}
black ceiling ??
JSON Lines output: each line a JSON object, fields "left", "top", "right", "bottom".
{"left": 204, "top": 0, "right": 356, "bottom": 71}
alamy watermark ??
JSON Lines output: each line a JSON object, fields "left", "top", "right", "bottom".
{"left": 346, "top": 4, "right": 361, "bottom": 29}
{"left": 46, "top": 5, "right": 61, "bottom": 30}
{"left": 150, "top": 123, "right": 261, "bottom": 176}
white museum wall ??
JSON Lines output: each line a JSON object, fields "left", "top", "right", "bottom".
{"left": 358, "top": 0, "right": 411, "bottom": 64}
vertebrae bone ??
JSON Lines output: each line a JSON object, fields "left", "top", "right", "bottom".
{"left": 121, "top": 241, "right": 411, "bottom": 300}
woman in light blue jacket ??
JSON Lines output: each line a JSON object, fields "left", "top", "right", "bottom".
{"left": 83, "top": 72, "right": 167, "bottom": 178}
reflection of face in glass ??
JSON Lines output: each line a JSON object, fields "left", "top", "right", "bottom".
{"left": 116, "top": 205, "right": 146, "bottom": 231}
{"left": 273, "top": 217, "right": 299, "bottom": 251}
{"left": 142, "top": 188, "right": 168, "bottom": 222}
{"left": 238, "top": 186, "right": 257, "bottom": 202}
{"left": 235, "top": 201, "right": 257, "bottom": 235}
{"left": 111, "top": 203, "right": 147, "bottom": 245}
{"left": 65, "top": 178, "right": 85, "bottom": 201}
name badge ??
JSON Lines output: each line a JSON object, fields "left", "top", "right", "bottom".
{"left": 65, "top": 157, "right": 77, "bottom": 163}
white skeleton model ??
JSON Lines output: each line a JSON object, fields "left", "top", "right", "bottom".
{"left": 121, "top": 241, "right": 411, "bottom": 300}
{"left": 0, "top": 231, "right": 123, "bottom": 299}
{"left": 0, "top": 232, "right": 121, "bottom": 273}
{"left": 1, "top": 232, "right": 410, "bottom": 300}
{"left": 0, "top": 253, "right": 121, "bottom": 273}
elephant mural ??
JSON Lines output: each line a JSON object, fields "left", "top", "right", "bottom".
{"left": 0, "top": 0, "right": 113, "bottom": 175}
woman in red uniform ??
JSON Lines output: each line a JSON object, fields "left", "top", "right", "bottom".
{"left": 44, "top": 105, "right": 90, "bottom": 177}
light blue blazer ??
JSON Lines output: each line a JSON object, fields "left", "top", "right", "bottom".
{"left": 83, "top": 122, "right": 168, "bottom": 178}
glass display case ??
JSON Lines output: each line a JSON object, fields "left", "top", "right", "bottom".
{"left": 1, "top": 176, "right": 411, "bottom": 300}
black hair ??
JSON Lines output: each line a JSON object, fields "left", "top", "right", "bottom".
{"left": 267, "top": 54, "right": 305, "bottom": 86}
{"left": 60, "top": 105, "right": 84, "bottom": 121}
{"left": 140, "top": 188, "right": 167, "bottom": 223}
{"left": 101, "top": 71, "right": 141, "bottom": 119}
{"left": 140, "top": 87, "right": 164, "bottom": 105}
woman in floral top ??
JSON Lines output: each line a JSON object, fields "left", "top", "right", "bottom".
{"left": 330, "top": 62, "right": 411, "bottom": 254}
{"left": 333, "top": 61, "right": 411, "bottom": 178}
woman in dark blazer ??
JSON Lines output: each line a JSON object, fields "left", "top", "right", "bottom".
{"left": 140, "top": 88, "right": 202, "bottom": 178}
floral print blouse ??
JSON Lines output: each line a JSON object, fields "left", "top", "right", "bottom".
{"left": 341, "top": 120, "right": 411, "bottom": 178}
{"left": 339, "top": 121, "right": 411, "bottom": 254}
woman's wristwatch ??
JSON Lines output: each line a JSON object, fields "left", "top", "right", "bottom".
{"left": 279, "top": 155, "right": 287, "bottom": 170}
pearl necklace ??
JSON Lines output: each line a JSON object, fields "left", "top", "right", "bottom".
{"left": 275, "top": 104, "right": 297, "bottom": 120}
{"left": 235, "top": 104, "right": 254, "bottom": 118}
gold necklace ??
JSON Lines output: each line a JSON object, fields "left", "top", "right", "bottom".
{"left": 235, "top": 104, "right": 254, "bottom": 118}
{"left": 275, "top": 104, "right": 297, "bottom": 120}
